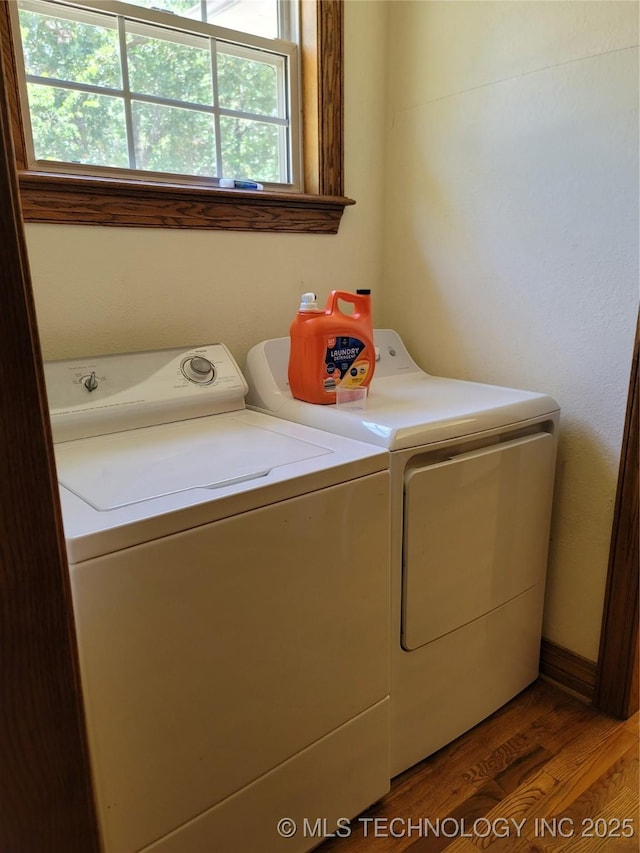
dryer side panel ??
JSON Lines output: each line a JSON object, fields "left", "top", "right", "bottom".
{"left": 402, "top": 432, "right": 555, "bottom": 650}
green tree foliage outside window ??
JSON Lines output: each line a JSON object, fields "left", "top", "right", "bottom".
{"left": 19, "top": 3, "right": 288, "bottom": 184}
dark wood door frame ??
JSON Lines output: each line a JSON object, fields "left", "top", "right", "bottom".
{"left": 0, "top": 48, "right": 99, "bottom": 853}
{"left": 0, "top": 38, "right": 636, "bottom": 853}
{"left": 594, "top": 313, "right": 639, "bottom": 718}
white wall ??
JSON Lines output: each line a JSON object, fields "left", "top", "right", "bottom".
{"left": 24, "top": 0, "right": 638, "bottom": 662}
{"left": 383, "top": 0, "right": 639, "bottom": 661}
{"left": 25, "top": 0, "right": 389, "bottom": 369}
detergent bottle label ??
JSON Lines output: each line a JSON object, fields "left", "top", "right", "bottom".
{"left": 323, "top": 335, "right": 372, "bottom": 392}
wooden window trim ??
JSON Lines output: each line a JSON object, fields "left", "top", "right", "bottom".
{"left": 0, "top": 0, "right": 354, "bottom": 234}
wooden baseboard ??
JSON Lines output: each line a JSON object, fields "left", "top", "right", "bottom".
{"left": 540, "top": 638, "right": 598, "bottom": 703}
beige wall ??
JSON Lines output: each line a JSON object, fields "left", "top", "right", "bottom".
{"left": 24, "top": 0, "right": 639, "bottom": 663}
{"left": 383, "top": 0, "right": 639, "bottom": 661}
{"left": 25, "top": 0, "right": 388, "bottom": 367}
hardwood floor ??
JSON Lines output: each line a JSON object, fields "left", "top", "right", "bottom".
{"left": 317, "top": 680, "right": 639, "bottom": 852}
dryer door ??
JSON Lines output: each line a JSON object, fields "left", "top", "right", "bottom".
{"left": 402, "top": 431, "right": 555, "bottom": 651}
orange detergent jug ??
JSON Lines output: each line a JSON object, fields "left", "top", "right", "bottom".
{"left": 288, "top": 289, "right": 375, "bottom": 404}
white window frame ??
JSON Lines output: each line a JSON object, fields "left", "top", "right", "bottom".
{"left": 12, "top": 0, "right": 302, "bottom": 190}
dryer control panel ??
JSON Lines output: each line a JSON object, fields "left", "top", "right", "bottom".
{"left": 45, "top": 344, "right": 248, "bottom": 442}
{"left": 371, "top": 329, "right": 422, "bottom": 377}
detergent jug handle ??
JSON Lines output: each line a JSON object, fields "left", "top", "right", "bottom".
{"left": 326, "top": 289, "right": 371, "bottom": 319}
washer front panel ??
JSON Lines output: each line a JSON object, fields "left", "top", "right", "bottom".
{"left": 72, "top": 474, "right": 390, "bottom": 852}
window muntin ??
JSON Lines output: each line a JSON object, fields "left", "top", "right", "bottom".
{"left": 13, "top": 0, "right": 300, "bottom": 188}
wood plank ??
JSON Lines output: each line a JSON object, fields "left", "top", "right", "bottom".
{"left": 536, "top": 703, "right": 623, "bottom": 755}
{"left": 462, "top": 692, "right": 606, "bottom": 792}
{"left": 316, "top": 682, "right": 640, "bottom": 853}
{"left": 544, "top": 726, "right": 637, "bottom": 792}
{"left": 403, "top": 782, "right": 505, "bottom": 853}
{"left": 387, "top": 683, "right": 569, "bottom": 817}
{"left": 449, "top": 772, "right": 559, "bottom": 852}
{"left": 522, "top": 745, "right": 640, "bottom": 853}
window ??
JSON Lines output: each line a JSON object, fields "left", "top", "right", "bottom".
{"left": 15, "top": 0, "right": 300, "bottom": 189}
{"left": 0, "top": 0, "right": 352, "bottom": 232}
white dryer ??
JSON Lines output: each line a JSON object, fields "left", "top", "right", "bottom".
{"left": 45, "top": 343, "right": 390, "bottom": 853}
{"left": 245, "top": 329, "right": 560, "bottom": 777}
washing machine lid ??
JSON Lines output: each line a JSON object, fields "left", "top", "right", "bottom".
{"left": 245, "top": 331, "right": 560, "bottom": 450}
{"left": 56, "top": 409, "right": 388, "bottom": 563}
{"left": 55, "top": 415, "right": 331, "bottom": 511}
{"left": 46, "top": 345, "right": 389, "bottom": 562}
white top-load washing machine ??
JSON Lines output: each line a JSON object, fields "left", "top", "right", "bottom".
{"left": 44, "top": 343, "right": 391, "bottom": 853}
{"left": 245, "top": 329, "right": 560, "bottom": 777}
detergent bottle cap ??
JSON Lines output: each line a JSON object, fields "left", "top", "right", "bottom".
{"left": 298, "top": 292, "right": 321, "bottom": 312}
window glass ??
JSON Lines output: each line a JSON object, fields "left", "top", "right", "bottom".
{"left": 27, "top": 84, "right": 129, "bottom": 166}
{"left": 15, "top": 0, "right": 296, "bottom": 186}
{"left": 217, "top": 51, "right": 279, "bottom": 115}
{"left": 124, "top": 0, "right": 202, "bottom": 16}
{"left": 205, "top": 0, "right": 279, "bottom": 39}
{"left": 126, "top": 28, "right": 212, "bottom": 105}
{"left": 220, "top": 115, "right": 280, "bottom": 181}
{"left": 132, "top": 102, "right": 216, "bottom": 175}
{"left": 19, "top": 7, "right": 121, "bottom": 87}
{"left": 124, "top": 0, "right": 280, "bottom": 38}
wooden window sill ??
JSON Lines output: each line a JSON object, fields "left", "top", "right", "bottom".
{"left": 17, "top": 171, "right": 355, "bottom": 233}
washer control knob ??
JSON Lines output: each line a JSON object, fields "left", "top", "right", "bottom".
{"left": 181, "top": 355, "right": 215, "bottom": 384}
{"left": 83, "top": 371, "right": 98, "bottom": 392}
{"left": 191, "top": 356, "right": 212, "bottom": 375}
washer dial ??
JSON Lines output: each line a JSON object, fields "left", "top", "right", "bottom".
{"left": 181, "top": 355, "right": 215, "bottom": 384}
